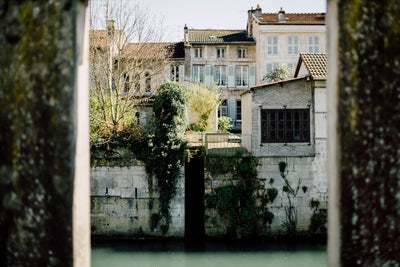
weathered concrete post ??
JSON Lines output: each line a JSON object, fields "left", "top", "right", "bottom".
{"left": 328, "top": 0, "right": 400, "bottom": 265}
{"left": 0, "top": 1, "right": 89, "bottom": 266}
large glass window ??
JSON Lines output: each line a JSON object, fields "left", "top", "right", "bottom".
{"left": 214, "top": 66, "right": 227, "bottom": 86}
{"left": 192, "top": 65, "right": 205, "bottom": 83}
{"left": 308, "top": 36, "right": 320, "bottom": 53}
{"left": 267, "top": 36, "right": 279, "bottom": 55}
{"left": 235, "top": 66, "right": 248, "bottom": 86}
{"left": 261, "top": 109, "right": 310, "bottom": 143}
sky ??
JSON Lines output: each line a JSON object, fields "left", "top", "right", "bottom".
{"left": 143, "top": 0, "right": 327, "bottom": 41}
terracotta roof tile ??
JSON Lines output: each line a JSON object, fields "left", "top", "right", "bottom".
{"left": 188, "top": 29, "right": 255, "bottom": 44}
{"left": 259, "top": 13, "right": 325, "bottom": 24}
{"left": 121, "top": 42, "right": 184, "bottom": 59}
{"left": 297, "top": 53, "right": 327, "bottom": 79}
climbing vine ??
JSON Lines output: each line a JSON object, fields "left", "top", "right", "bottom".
{"left": 205, "top": 155, "right": 276, "bottom": 237}
{"left": 130, "top": 81, "right": 188, "bottom": 234}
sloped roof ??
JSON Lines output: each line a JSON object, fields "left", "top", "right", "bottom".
{"left": 295, "top": 53, "right": 327, "bottom": 79}
{"left": 121, "top": 42, "right": 184, "bottom": 60}
{"left": 258, "top": 13, "right": 325, "bottom": 24}
{"left": 188, "top": 29, "right": 255, "bottom": 44}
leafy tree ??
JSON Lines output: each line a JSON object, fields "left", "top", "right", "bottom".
{"left": 89, "top": 0, "right": 169, "bottom": 144}
{"left": 263, "top": 64, "right": 293, "bottom": 82}
{"left": 186, "top": 82, "right": 221, "bottom": 132}
{"left": 218, "top": 116, "right": 232, "bottom": 133}
{"left": 151, "top": 82, "right": 188, "bottom": 233}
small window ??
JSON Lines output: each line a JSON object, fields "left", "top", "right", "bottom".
{"left": 308, "top": 36, "right": 320, "bottom": 53}
{"left": 194, "top": 48, "right": 203, "bottom": 58}
{"left": 170, "top": 65, "right": 179, "bottom": 81}
{"left": 218, "top": 100, "right": 228, "bottom": 117}
{"left": 144, "top": 72, "right": 151, "bottom": 92}
{"left": 267, "top": 36, "right": 279, "bottom": 55}
{"left": 261, "top": 109, "right": 310, "bottom": 143}
{"left": 237, "top": 48, "right": 247, "bottom": 58}
{"left": 214, "top": 66, "right": 227, "bottom": 86}
{"left": 217, "top": 48, "right": 225, "bottom": 58}
{"left": 236, "top": 100, "right": 242, "bottom": 121}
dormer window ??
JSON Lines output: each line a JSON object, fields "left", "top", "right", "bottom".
{"left": 194, "top": 48, "right": 203, "bottom": 58}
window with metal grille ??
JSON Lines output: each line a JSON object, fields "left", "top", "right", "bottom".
{"left": 261, "top": 109, "right": 310, "bottom": 143}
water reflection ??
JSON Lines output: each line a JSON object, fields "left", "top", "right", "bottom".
{"left": 92, "top": 239, "right": 327, "bottom": 267}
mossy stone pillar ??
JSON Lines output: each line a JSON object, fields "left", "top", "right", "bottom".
{"left": 328, "top": 0, "right": 400, "bottom": 265}
{"left": 0, "top": 1, "right": 88, "bottom": 266}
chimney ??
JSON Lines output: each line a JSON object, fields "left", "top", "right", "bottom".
{"left": 107, "top": 19, "right": 116, "bottom": 38}
{"left": 278, "top": 7, "right": 286, "bottom": 23}
{"left": 255, "top": 4, "right": 262, "bottom": 19}
{"left": 184, "top": 24, "right": 189, "bottom": 45}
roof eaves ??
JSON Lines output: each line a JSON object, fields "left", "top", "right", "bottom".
{"left": 250, "top": 76, "right": 307, "bottom": 90}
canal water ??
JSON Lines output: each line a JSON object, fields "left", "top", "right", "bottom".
{"left": 91, "top": 239, "right": 327, "bottom": 267}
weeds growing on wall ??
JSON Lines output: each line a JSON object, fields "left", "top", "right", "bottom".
{"left": 279, "top": 161, "right": 304, "bottom": 235}
{"left": 205, "top": 155, "right": 277, "bottom": 237}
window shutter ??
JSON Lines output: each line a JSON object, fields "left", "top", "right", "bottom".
{"left": 249, "top": 65, "right": 256, "bottom": 87}
{"left": 165, "top": 65, "right": 171, "bottom": 81}
{"left": 273, "top": 36, "right": 278, "bottom": 55}
{"left": 179, "top": 65, "right": 185, "bottom": 82}
{"left": 205, "top": 65, "right": 214, "bottom": 87}
{"left": 227, "top": 99, "right": 237, "bottom": 123}
{"left": 228, "top": 65, "right": 235, "bottom": 87}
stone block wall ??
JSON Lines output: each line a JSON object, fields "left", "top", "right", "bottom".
{"left": 204, "top": 153, "right": 327, "bottom": 237}
{"left": 90, "top": 162, "right": 185, "bottom": 238}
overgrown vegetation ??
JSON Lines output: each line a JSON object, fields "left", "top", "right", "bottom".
{"left": 279, "top": 161, "right": 304, "bottom": 235}
{"left": 263, "top": 64, "right": 293, "bottom": 82}
{"left": 186, "top": 82, "right": 221, "bottom": 132}
{"left": 204, "top": 155, "right": 277, "bottom": 237}
{"left": 131, "top": 82, "right": 188, "bottom": 234}
{"left": 217, "top": 116, "right": 232, "bottom": 133}
{"left": 309, "top": 199, "right": 327, "bottom": 234}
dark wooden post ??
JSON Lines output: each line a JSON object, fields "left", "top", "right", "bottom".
{"left": 328, "top": 0, "right": 400, "bottom": 265}
{"left": 0, "top": 1, "right": 89, "bottom": 266}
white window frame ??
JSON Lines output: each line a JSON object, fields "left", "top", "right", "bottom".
{"left": 170, "top": 65, "right": 179, "bottom": 81}
{"left": 218, "top": 100, "right": 228, "bottom": 117}
{"left": 217, "top": 48, "right": 225, "bottom": 58}
{"left": 214, "top": 66, "right": 227, "bottom": 86}
{"left": 266, "top": 62, "right": 280, "bottom": 82}
{"left": 288, "top": 35, "right": 299, "bottom": 55}
{"left": 237, "top": 48, "right": 247, "bottom": 58}
{"left": 267, "top": 36, "right": 279, "bottom": 55}
{"left": 235, "top": 65, "right": 248, "bottom": 87}
{"left": 308, "top": 36, "right": 320, "bottom": 53}
{"left": 192, "top": 65, "right": 205, "bottom": 83}
{"left": 194, "top": 47, "right": 203, "bottom": 58}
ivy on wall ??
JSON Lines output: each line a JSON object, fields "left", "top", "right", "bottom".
{"left": 131, "top": 82, "right": 188, "bottom": 234}
{"left": 205, "top": 155, "right": 276, "bottom": 237}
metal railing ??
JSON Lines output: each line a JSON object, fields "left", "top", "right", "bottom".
{"left": 186, "top": 132, "right": 251, "bottom": 155}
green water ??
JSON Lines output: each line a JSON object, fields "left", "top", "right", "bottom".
{"left": 91, "top": 240, "right": 327, "bottom": 267}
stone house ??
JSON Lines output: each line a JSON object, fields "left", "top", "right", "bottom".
{"left": 241, "top": 53, "right": 328, "bottom": 230}
{"left": 183, "top": 26, "right": 257, "bottom": 132}
{"left": 247, "top": 5, "right": 326, "bottom": 83}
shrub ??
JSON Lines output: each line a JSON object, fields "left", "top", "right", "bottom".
{"left": 218, "top": 116, "right": 232, "bottom": 132}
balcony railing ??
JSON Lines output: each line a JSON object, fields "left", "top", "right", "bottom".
{"left": 186, "top": 132, "right": 251, "bottom": 155}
